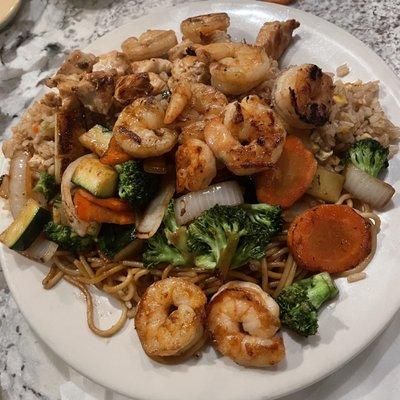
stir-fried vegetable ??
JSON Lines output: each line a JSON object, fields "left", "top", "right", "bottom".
{"left": 344, "top": 164, "right": 395, "bottom": 209}
{"left": 288, "top": 204, "right": 371, "bottom": 273}
{"left": 232, "top": 204, "right": 282, "bottom": 268}
{"left": 115, "top": 160, "right": 160, "bottom": 209}
{"left": 346, "top": 138, "right": 389, "bottom": 178}
{"left": 277, "top": 272, "right": 339, "bottom": 336}
{"left": 344, "top": 139, "right": 394, "bottom": 208}
{"left": 79, "top": 125, "right": 112, "bottom": 157}
{"left": 174, "top": 181, "right": 244, "bottom": 225}
{"left": 44, "top": 221, "right": 94, "bottom": 253}
{"left": 74, "top": 190, "right": 135, "bottom": 225}
{"left": 100, "top": 136, "right": 132, "bottom": 166}
{"left": 256, "top": 135, "right": 317, "bottom": 208}
{"left": 33, "top": 172, "right": 58, "bottom": 200}
{"left": 143, "top": 201, "right": 192, "bottom": 267}
{"left": 75, "top": 188, "right": 132, "bottom": 212}
{"left": 307, "top": 166, "right": 345, "bottom": 203}
{"left": 97, "top": 223, "right": 137, "bottom": 259}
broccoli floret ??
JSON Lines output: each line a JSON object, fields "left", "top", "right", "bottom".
{"left": 34, "top": 172, "right": 58, "bottom": 200}
{"left": 44, "top": 222, "right": 94, "bottom": 253}
{"left": 187, "top": 205, "right": 248, "bottom": 270}
{"left": 347, "top": 138, "right": 389, "bottom": 177}
{"left": 143, "top": 201, "right": 192, "bottom": 268}
{"left": 277, "top": 272, "right": 339, "bottom": 337}
{"left": 115, "top": 160, "right": 159, "bottom": 209}
{"left": 97, "top": 224, "right": 136, "bottom": 259}
{"left": 231, "top": 204, "right": 282, "bottom": 268}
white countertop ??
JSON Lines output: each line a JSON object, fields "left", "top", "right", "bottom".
{"left": 1, "top": 0, "right": 400, "bottom": 399}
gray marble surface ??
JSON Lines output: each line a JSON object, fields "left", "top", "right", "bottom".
{"left": 0, "top": 0, "right": 400, "bottom": 399}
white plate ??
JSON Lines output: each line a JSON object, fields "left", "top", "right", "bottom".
{"left": 2, "top": 1, "right": 400, "bottom": 399}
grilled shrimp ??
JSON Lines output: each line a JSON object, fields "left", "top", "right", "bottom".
{"left": 207, "top": 281, "right": 285, "bottom": 367}
{"left": 170, "top": 56, "right": 211, "bottom": 86}
{"left": 168, "top": 39, "right": 200, "bottom": 61}
{"left": 176, "top": 138, "right": 217, "bottom": 193}
{"left": 180, "top": 13, "right": 230, "bottom": 44}
{"left": 273, "top": 63, "right": 334, "bottom": 129}
{"left": 131, "top": 58, "right": 172, "bottom": 74}
{"left": 255, "top": 20, "right": 300, "bottom": 60}
{"left": 164, "top": 81, "right": 227, "bottom": 125}
{"left": 204, "top": 95, "right": 287, "bottom": 175}
{"left": 113, "top": 96, "right": 178, "bottom": 158}
{"left": 196, "top": 43, "right": 271, "bottom": 95}
{"left": 121, "top": 30, "right": 178, "bottom": 61}
{"left": 135, "top": 277, "right": 207, "bottom": 359}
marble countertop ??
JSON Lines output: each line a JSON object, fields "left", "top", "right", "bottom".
{"left": 1, "top": 0, "right": 400, "bottom": 399}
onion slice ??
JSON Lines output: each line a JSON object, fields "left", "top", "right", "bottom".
{"left": 344, "top": 164, "right": 395, "bottom": 209}
{"left": 9, "top": 152, "right": 31, "bottom": 218}
{"left": 136, "top": 177, "right": 175, "bottom": 239}
{"left": 25, "top": 234, "right": 59, "bottom": 264}
{"left": 61, "top": 154, "right": 99, "bottom": 236}
{"left": 174, "top": 181, "right": 244, "bottom": 225}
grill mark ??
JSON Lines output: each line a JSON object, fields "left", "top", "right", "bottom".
{"left": 119, "top": 126, "right": 142, "bottom": 143}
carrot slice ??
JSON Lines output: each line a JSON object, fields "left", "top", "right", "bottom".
{"left": 74, "top": 191, "right": 135, "bottom": 225}
{"left": 75, "top": 189, "right": 132, "bottom": 212}
{"left": 100, "top": 136, "right": 132, "bottom": 166}
{"left": 255, "top": 135, "right": 317, "bottom": 209}
{"left": 288, "top": 204, "right": 371, "bottom": 273}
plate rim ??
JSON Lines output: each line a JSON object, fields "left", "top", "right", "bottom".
{"left": 3, "top": 1, "right": 400, "bottom": 399}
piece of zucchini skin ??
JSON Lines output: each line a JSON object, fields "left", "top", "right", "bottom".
{"left": 72, "top": 157, "right": 117, "bottom": 198}
{"left": 0, "top": 199, "right": 51, "bottom": 251}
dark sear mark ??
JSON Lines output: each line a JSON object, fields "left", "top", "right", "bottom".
{"left": 186, "top": 46, "right": 197, "bottom": 56}
{"left": 154, "top": 129, "right": 164, "bottom": 137}
{"left": 289, "top": 87, "right": 328, "bottom": 126}
{"left": 233, "top": 102, "right": 244, "bottom": 123}
{"left": 119, "top": 126, "right": 142, "bottom": 143}
{"left": 308, "top": 64, "right": 322, "bottom": 81}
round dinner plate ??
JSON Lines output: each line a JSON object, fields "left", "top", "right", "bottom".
{"left": 2, "top": 1, "right": 400, "bottom": 399}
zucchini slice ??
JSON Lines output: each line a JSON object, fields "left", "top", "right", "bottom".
{"left": 79, "top": 125, "right": 112, "bottom": 157}
{"left": 72, "top": 157, "right": 117, "bottom": 198}
{"left": 0, "top": 199, "right": 51, "bottom": 251}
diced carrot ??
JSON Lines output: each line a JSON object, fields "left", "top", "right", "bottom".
{"left": 32, "top": 123, "right": 40, "bottom": 135}
{"left": 255, "top": 135, "right": 317, "bottom": 209}
{"left": 288, "top": 204, "right": 371, "bottom": 273}
{"left": 75, "top": 189, "right": 132, "bottom": 212}
{"left": 100, "top": 136, "right": 132, "bottom": 166}
{"left": 74, "top": 191, "right": 135, "bottom": 225}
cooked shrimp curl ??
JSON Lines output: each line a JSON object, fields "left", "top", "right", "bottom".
{"left": 196, "top": 43, "right": 271, "bottom": 95}
{"left": 135, "top": 278, "right": 207, "bottom": 360}
{"left": 122, "top": 30, "right": 178, "bottom": 61}
{"left": 204, "top": 95, "right": 287, "bottom": 175}
{"left": 207, "top": 281, "right": 285, "bottom": 367}
{"left": 273, "top": 63, "right": 334, "bottom": 129}
{"left": 176, "top": 138, "right": 217, "bottom": 193}
{"left": 113, "top": 96, "right": 178, "bottom": 158}
{"left": 180, "top": 13, "right": 230, "bottom": 44}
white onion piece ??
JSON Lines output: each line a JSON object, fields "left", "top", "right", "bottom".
{"left": 174, "top": 181, "right": 244, "bottom": 226}
{"left": 9, "top": 152, "right": 31, "bottom": 218}
{"left": 344, "top": 164, "right": 395, "bottom": 209}
{"left": 136, "top": 177, "right": 175, "bottom": 239}
{"left": 61, "top": 154, "right": 98, "bottom": 237}
{"left": 25, "top": 235, "right": 59, "bottom": 264}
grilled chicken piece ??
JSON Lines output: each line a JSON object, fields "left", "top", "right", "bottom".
{"left": 255, "top": 19, "right": 300, "bottom": 60}
{"left": 54, "top": 98, "right": 87, "bottom": 183}
{"left": 114, "top": 73, "right": 153, "bottom": 104}
{"left": 49, "top": 71, "right": 116, "bottom": 115}
{"left": 92, "top": 50, "right": 131, "bottom": 76}
{"left": 48, "top": 50, "right": 97, "bottom": 82}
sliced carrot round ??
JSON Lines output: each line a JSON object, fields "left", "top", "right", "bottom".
{"left": 288, "top": 204, "right": 371, "bottom": 273}
{"left": 255, "top": 135, "right": 317, "bottom": 209}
